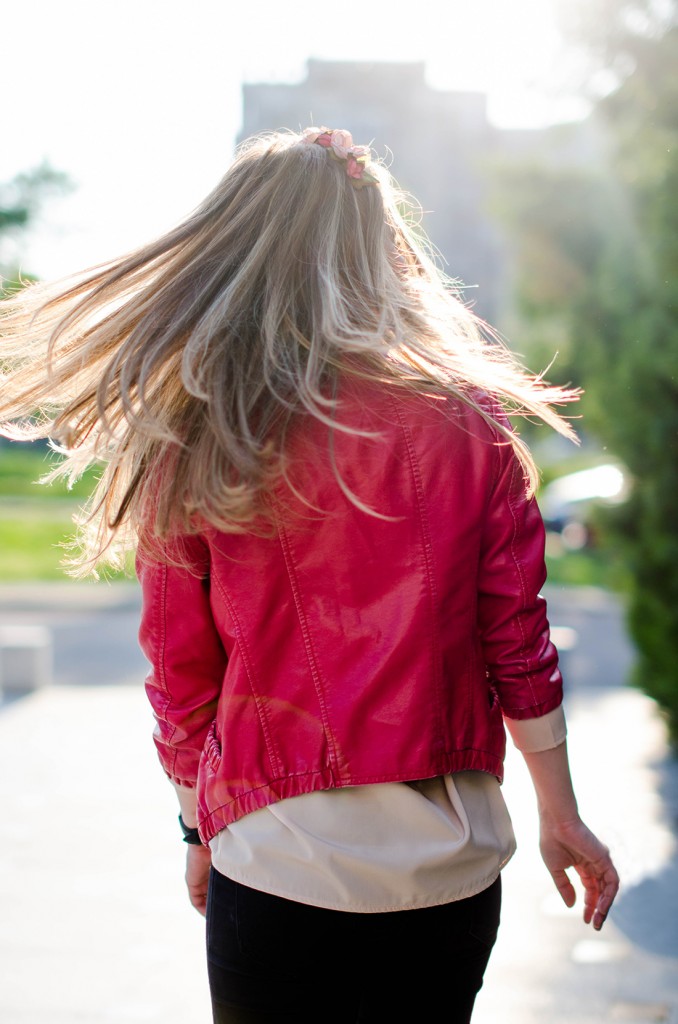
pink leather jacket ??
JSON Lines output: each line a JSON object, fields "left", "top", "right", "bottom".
{"left": 137, "top": 382, "right": 562, "bottom": 843}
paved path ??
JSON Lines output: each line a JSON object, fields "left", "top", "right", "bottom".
{"left": 0, "top": 582, "right": 676, "bottom": 1023}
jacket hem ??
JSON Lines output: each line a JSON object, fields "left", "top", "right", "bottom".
{"left": 198, "top": 748, "right": 505, "bottom": 843}
{"left": 500, "top": 691, "right": 563, "bottom": 721}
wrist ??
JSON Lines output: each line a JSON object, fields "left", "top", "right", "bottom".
{"left": 539, "top": 811, "right": 582, "bottom": 832}
{"left": 178, "top": 813, "right": 203, "bottom": 845}
{"left": 522, "top": 743, "right": 579, "bottom": 827}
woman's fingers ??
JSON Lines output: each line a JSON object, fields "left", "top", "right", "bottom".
{"left": 575, "top": 858, "right": 620, "bottom": 930}
{"left": 550, "top": 866, "right": 577, "bottom": 908}
{"left": 542, "top": 821, "right": 620, "bottom": 930}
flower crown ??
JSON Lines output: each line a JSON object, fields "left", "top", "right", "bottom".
{"left": 301, "top": 127, "right": 378, "bottom": 189}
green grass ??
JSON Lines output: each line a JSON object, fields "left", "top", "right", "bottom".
{"left": 0, "top": 443, "right": 99, "bottom": 499}
{"left": 0, "top": 516, "right": 80, "bottom": 580}
{"left": 0, "top": 509, "right": 133, "bottom": 582}
{"left": 0, "top": 444, "right": 127, "bottom": 581}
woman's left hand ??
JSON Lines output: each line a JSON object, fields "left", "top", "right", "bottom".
{"left": 185, "top": 843, "right": 212, "bottom": 916}
{"left": 539, "top": 817, "right": 619, "bottom": 930}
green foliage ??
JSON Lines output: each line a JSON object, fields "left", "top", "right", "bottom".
{"left": 0, "top": 271, "right": 38, "bottom": 297}
{"left": 497, "top": 7, "right": 678, "bottom": 741}
{"left": 557, "top": 0, "right": 676, "bottom": 86}
{"left": 490, "top": 163, "right": 619, "bottom": 390}
{"left": 0, "top": 161, "right": 72, "bottom": 232}
{"left": 571, "top": 24, "right": 678, "bottom": 743}
{"left": 0, "top": 160, "right": 73, "bottom": 287}
{"left": 545, "top": 541, "right": 632, "bottom": 591}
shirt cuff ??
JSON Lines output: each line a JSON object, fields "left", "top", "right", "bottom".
{"left": 172, "top": 782, "right": 198, "bottom": 827}
{"left": 504, "top": 705, "right": 567, "bottom": 753}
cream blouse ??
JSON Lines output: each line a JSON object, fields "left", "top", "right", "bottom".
{"left": 208, "top": 707, "right": 567, "bottom": 912}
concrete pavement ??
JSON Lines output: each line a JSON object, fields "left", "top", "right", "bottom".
{"left": 0, "top": 582, "right": 676, "bottom": 1023}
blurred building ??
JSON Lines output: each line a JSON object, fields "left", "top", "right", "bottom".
{"left": 239, "top": 60, "right": 604, "bottom": 324}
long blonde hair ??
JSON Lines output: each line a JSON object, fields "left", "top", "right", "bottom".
{"left": 0, "top": 128, "right": 577, "bottom": 573}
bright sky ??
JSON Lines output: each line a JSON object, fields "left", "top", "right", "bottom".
{"left": 1, "top": 0, "right": 588, "bottom": 280}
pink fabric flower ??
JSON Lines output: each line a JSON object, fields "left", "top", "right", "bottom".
{"left": 300, "top": 126, "right": 377, "bottom": 188}
{"left": 345, "top": 154, "right": 364, "bottom": 180}
{"left": 301, "top": 126, "right": 354, "bottom": 156}
{"left": 301, "top": 127, "right": 326, "bottom": 144}
{"left": 329, "top": 129, "right": 354, "bottom": 159}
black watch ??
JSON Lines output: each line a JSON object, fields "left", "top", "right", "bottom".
{"left": 178, "top": 813, "right": 202, "bottom": 845}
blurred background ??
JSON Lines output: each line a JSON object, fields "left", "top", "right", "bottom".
{"left": 0, "top": 0, "right": 677, "bottom": 1021}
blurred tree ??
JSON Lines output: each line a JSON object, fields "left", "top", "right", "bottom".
{"left": 497, "top": 1, "right": 678, "bottom": 740}
{"left": 0, "top": 161, "right": 72, "bottom": 293}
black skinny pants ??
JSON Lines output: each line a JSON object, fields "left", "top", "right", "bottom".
{"left": 206, "top": 867, "right": 501, "bottom": 1023}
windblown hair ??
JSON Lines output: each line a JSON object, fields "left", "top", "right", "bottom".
{"left": 0, "top": 128, "right": 577, "bottom": 574}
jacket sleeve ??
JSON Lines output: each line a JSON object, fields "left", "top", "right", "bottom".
{"left": 136, "top": 535, "right": 228, "bottom": 788}
{"left": 477, "top": 432, "right": 563, "bottom": 721}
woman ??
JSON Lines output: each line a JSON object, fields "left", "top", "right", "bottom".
{"left": 0, "top": 127, "right": 618, "bottom": 1022}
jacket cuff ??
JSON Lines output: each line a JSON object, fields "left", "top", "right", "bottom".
{"left": 504, "top": 705, "right": 567, "bottom": 753}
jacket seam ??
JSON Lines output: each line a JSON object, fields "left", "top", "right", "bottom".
{"left": 485, "top": 412, "right": 540, "bottom": 708}
{"left": 211, "top": 573, "right": 284, "bottom": 779}
{"left": 389, "top": 395, "right": 446, "bottom": 753}
{"left": 273, "top": 500, "right": 344, "bottom": 782}
{"left": 157, "top": 563, "right": 179, "bottom": 780}
{"left": 506, "top": 456, "right": 539, "bottom": 707}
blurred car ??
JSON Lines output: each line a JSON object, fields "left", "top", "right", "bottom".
{"left": 538, "top": 463, "right": 630, "bottom": 550}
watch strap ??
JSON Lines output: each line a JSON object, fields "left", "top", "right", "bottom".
{"left": 178, "top": 813, "right": 202, "bottom": 845}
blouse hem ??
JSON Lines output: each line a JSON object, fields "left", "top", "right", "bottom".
{"left": 209, "top": 843, "right": 517, "bottom": 914}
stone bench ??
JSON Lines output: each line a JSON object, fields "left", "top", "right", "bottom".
{"left": 0, "top": 625, "right": 53, "bottom": 697}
